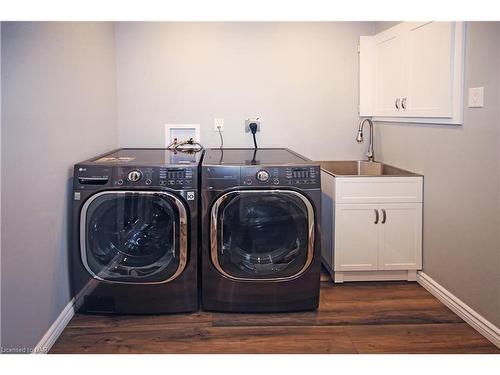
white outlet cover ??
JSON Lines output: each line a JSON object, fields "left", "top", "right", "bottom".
{"left": 245, "top": 118, "right": 261, "bottom": 133}
{"left": 468, "top": 87, "right": 484, "bottom": 108}
{"left": 214, "top": 118, "right": 224, "bottom": 131}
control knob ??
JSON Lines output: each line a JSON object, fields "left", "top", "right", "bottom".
{"left": 127, "top": 170, "right": 142, "bottom": 182}
{"left": 256, "top": 170, "right": 270, "bottom": 182}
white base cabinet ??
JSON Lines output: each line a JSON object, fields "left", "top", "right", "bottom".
{"left": 321, "top": 172, "right": 423, "bottom": 283}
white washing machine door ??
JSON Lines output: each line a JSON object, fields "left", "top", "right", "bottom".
{"left": 80, "top": 190, "right": 188, "bottom": 284}
{"left": 211, "top": 190, "right": 314, "bottom": 281}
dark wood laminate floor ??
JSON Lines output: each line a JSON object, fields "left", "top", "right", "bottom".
{"left": 51, "top": 277, "right": 499, "bottom": 354}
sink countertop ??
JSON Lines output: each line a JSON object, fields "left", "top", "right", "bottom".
{"left": 318, "top": 160, "right": 422, "bottom": 177}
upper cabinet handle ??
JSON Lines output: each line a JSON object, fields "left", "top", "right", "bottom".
{"left": 395, "top": 98, "right": 400, "bottom": 110}
{"left": 381, "top": 209, "right": 387, "bottom": 224}
{"left": 374, "top": 209, "right": 379, "bottom": 224}
{"left": 401, "top": 97, "right": 407, "bottom": 110}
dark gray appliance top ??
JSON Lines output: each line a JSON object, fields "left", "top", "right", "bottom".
{"left": 202, "top": 148, "right": 312, "bottom": 166}
{"left": 82, "top": 148, "right": 204, "bottom": 166}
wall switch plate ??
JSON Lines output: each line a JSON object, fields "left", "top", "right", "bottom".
{"left": 245, "top": 118, "right": 261, "bottom": 133}
{"left": 214, "top": 118, "right": 224, "bottom": 131}
{"left": 468, "top": 87, "right": 484, "bottom": 108}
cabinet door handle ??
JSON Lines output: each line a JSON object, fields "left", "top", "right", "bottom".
{"left": 395, "top": 98, "right": 400, "bottom": 110}
{"left": 374, "top": 209, "right": 379, "bottom": 224}
{"left": 381, "top": 209, "right": 387, "bottom": 224}
{"left": 401, "top": 97, "right": 407, "bottom": 110}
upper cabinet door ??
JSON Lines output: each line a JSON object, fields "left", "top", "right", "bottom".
{"left": 372, "top": 30, "right": 406, "bottom": 117}
{"left": 405, "top": 22, "right": 454, "bottom": 118}
{"left": 359, "top": 22, "right": 466, "bottom": 125}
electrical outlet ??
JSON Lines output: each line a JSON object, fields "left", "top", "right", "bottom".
{"left": 214, "top": 118, "right": 224, "bottom": 131}
{"left": 245, "top": 118, "right": 261, "bottom": 133}
{"left": 468, "top": 87, "right": 484, "bottom": 108}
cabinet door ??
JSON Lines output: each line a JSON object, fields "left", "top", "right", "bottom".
{"left": 378, "top": 203, "right": 422, "bottom": 270}
{"left": 404, "top": 22, "right": 454, "bottom": 117}
{"left": 373, "top": 30, "right": 406, "bottom": 116}
{"left": 334, "top": 204, "right": 379, "bottom": 271}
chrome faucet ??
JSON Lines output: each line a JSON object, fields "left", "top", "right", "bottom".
{"left": 356, "top": 118, "right": 375, "bottom": 162}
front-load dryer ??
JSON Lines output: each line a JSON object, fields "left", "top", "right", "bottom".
{"left": 201, "top": 148, "right": 322, "bottom": 312}
{"left": 71, "top": 148, "right": 203, "bottom": 314}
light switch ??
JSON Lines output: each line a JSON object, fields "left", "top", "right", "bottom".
{"left": 468, "top": 87, "right": 484, "bottom": 108}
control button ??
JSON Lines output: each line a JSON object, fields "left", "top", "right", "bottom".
{"left": 117, "top": 179, "right": 124, "bottom": 185}
{"left": 256, "top": 170, "right": 270, "bottom": 182}
{"left": 244, "top": 178, "right": 253, "bottom": 185}
{"left": 145, "top": 179, "right": 152, "bottom": 185}
{"left": 127, "top": 170, "right": 142, "bottom": 182}
{"left": 272, "top": 178, "right": 279, "bottom": 185}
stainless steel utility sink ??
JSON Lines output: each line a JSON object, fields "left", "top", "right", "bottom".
{"left": 318, "top": 160, "right": 420, "bottom": 177}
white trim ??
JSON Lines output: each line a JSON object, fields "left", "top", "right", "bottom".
{"left": 32, "top": 280, "right": 95, "bottom": 354}
{"left": 32, "top": 299, "right": 75, "bottom": 354}
{"left": 417, "top": 271, "right": 500, "bottom": 349}
{"left": 334, "top": 270, "right": 416, "bottom": 283}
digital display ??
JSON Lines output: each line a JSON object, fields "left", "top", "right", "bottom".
{"left": 284, "top": 167, "right": 318, "bottom": 185}
{"left": 167, "top": 170, "right": 185, "bottom": 179}
{"left": 159, "top": 168, "right": 193, "bottom": 183}
{"left": 287, "top": 168, "right": 310, "bottom": 179}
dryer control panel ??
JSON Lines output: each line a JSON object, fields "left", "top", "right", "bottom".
{"left": 204, "top": 165, "right": 320, "bottom": 190}
{"left": 241, "top": 166, "right": 319, "bottom": 187}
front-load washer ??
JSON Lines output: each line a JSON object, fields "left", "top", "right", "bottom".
{"left": 71, "top": 148, "right": 203, "bottom": 314}
{"left": 201, "top": 148, "right": 322, "bottom": 312}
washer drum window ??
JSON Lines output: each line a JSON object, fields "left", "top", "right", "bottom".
{"left": 80, "top": 191, "right": 188, "bottom": 284}
{"left": 211, "top": 190, "right": 314, "bottom": 281}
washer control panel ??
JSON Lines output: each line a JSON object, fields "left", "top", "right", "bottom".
{"left": 115, "top": 166, "right": 195, "bottom": 188}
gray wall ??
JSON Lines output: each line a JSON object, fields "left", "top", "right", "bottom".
{"left": 115, "top": 22, "right": 374, "bottom": 160}
{"left": 0, "top": 22, "right": 118, "bottom": 350}
{"left": 374, "top": 22, "right": 500, "bottom": 326}
{"left": 0, "top": 22, "right": 2, "bottom": 347}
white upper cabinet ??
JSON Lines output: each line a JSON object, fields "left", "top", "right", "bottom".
{"left": 359, "top": 22, "right": 466, "bottom": 125}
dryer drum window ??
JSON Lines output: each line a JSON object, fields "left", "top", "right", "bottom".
{"left": 212, "top": 190, "right": 314, "bottom": 280}
{"left": 81, "top": 191, "right": 188, "bottom": 284}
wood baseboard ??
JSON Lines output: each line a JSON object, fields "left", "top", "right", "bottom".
{"left": 417, "top": 271, "right": 500, "bottom": 349}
